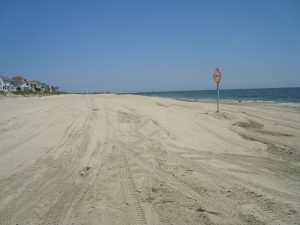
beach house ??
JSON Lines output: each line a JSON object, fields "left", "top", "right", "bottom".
{"left": 27, "top": 80, "right": 42, "bottom": 92}
{"left": 1, "top": 75, "right": 58, "bottom": 93}
{"left": 0, "top": 75, "right": 13, "bottom": 92}
{"left": 11, "top": 76, "right": 30, "bottom": 91}
{"left": 50, "top": 86, "right": 59, "bottom": 92}
{"left": 40, "top": 83, "right": 50, "bottom": 92}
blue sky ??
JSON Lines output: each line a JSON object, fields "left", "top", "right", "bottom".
{"left": 0, "top": 0, "right": 299, "bottom": 92}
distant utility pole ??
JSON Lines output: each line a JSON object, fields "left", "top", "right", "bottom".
{"left": 212, "top": 68, "right": 222, "bottom": 112}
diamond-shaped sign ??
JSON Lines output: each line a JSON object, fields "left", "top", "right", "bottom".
{"left": 213, "top": 68, "right": 222, "bottom": 84}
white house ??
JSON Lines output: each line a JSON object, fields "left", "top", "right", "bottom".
{"left": 27, "top": 80, "right": 42, "bottom": 92}
{"left": 11, "top": 76, "right": 30, "bottom": 91}
{"left": 1, "top": 75, "right": 57, "bottom": 93}
{"left": 0, "top": 75, "right": 13, "bottom": 92}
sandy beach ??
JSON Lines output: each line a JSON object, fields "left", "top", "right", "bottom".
{"left": 0, "top": 94, "right": 299, "bottom": 225}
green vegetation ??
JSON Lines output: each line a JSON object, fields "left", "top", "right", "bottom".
{"left": 0, "top": 91, "right": 69, "bottom": 97}
{"left": 13, "top": 91, "right": 69, "bottom": 97}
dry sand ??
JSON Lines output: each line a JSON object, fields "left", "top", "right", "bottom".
{"left": 0, "top": 94, "right": 299, "bottom": 225}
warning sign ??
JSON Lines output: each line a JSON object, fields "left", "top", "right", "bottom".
{"left": 213, "top": 68, "right": 222, "bottom": 84}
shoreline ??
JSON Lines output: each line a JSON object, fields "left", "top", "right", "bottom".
{"left": 134, "top": 87, "right": 300, "bottom": 104}
{"left": 2, "top": 93, "right": 300, "bottom": 110}
{"left": 176, "top": 97, "right": 300, "bottom": 106}
{"left": 132, "top": 94, "right": 300, "bottom": 106}
{"left": 2, "top": 92, "right": 299, "bottom": 107}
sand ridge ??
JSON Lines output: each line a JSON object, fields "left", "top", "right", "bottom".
{"left": 0, "top": 94, "right": 299, "bottom": 225}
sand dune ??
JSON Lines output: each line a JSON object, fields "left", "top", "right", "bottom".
{"left": 0, "top": 94, "right": 299, "bottom": 225}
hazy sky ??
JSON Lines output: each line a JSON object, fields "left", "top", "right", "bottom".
{"left": 0, "top": 0, "right": 299, "bottom": 92}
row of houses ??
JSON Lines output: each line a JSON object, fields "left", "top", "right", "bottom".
{"left": 0, "top": 75, "right": 59, "bottom": 93}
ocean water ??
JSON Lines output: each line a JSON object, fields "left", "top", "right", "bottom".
{"left": 136, "top": 87, "right": 300, "bottom": 103}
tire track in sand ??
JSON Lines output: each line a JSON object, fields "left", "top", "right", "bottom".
{"left": 0, "top": 99, "right": 99, "bottom": 225}
{"left": 42, "top": 100, "right": 110, "bottom": 225}
{"left": 114, "top": 146, "right": 148, "bottom": 225}
{"left": 127, "top": 116, "right": 299, "bottom": 225}
{"left": 117, "top": 111, "right": 298, "bottom": 225}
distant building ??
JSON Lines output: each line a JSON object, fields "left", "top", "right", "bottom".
{"left": 27, "top": 80, "right": 42, "bottom": 92}
{"left": 0, "top": 75, "right": 13, "bottom": 92}
{"left": 50, "top": 86, "right": 59, "bottom": 92}
{"left": 1, "top": 74, "right": 59, "bottom": 93}
{"left": 11, "top": 76, "right": 30, "bottom": 91}
{"left": 40, "top": 83, "right": 50, "bottom": 92}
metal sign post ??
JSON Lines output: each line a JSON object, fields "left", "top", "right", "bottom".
{"left": 217, "top": 83, "right": 220, "bottom": 112}
{"left": 213, "top": 68, "right": 222, "bottom": 113}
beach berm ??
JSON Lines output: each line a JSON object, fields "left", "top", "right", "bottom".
{"left": 0, "top": 94, "right": 299, "bottom": 225}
